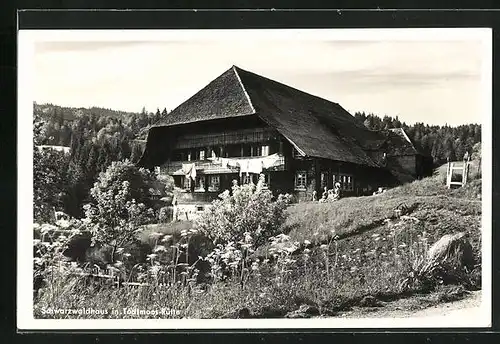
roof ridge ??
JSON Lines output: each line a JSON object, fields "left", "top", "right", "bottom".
{"left": 232, "top": 66, "right": 256, "bottom": 114}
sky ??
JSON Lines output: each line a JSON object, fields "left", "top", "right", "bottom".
{"left": 32, "top": 30, "right": 488, "bottom": 126}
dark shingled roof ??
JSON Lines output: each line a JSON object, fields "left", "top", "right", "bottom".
{"left": 149, "top": 66, "right": 394, "bottom": 167}
{"left": 154, "top": 67, "right": 255, "bottom": 126}
{"left": 384, "top": 128, "right": 420, "bottom": 156}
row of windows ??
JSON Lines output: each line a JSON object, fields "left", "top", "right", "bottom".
{"left": 174, "top": 144, "right": 271, "bottom": 161}
{"left": 295, "top": 171, "right": 354, "bottom": 191}
{"left": 179, "top": 173, "right": 270, "bottom": 192}
{"left": 177, "top": 171, "right": 353, "bottom": 192}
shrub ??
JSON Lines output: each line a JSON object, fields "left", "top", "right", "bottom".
{"left": 196, "top": 175, "right": 292, "bottom": 247}
{"left": 84, "top": 160, "right": 162, "bottom": 263}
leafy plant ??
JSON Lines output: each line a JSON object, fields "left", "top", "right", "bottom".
{"left": 83, "top": 160, "right": 162, "bottom": 263}
{"left": 196, "top": 175, "right": 292, "bottom": 247}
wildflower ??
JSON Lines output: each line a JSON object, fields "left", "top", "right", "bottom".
{"left": 304, "top": 240, "right": 311, "bottom": 246}
{"left": 320, "top": 244, "right": 328, "bottom": 250}
{"left": 303, "top": 248, "right": 311, "bottom": 254}
{"left": 154, "top": 245, "right": 167, "bottom": 253}
{"left": 161, "top": 235, "right": 172, "bottom": 243}
{"left": 398, "top": 243, "right": 407, "bottom": 248}
{"left": 146, "top": 253, "right": 157, "bottom": 260}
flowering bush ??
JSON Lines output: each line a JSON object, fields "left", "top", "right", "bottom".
{"left": 84, "top": 160, "right": 160, "bottom": 263}
{"left": 196, "top": 175, "right": 292, "bottom": 247}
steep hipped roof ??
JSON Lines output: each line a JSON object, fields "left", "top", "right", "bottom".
{"left": 154, "top": 67, "right": 255, "bottom": 126}
{"left": 384, "top": 128, "right": 421, "bottom": 156}
{"left": 151, "top": 66, "right": 390, "bottom": 167}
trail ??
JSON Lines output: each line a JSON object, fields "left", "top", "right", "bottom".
{"left": 340, "top": 290, "right": 483, "bottom": 319}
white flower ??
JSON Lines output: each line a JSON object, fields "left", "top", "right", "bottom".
{"left": 304, "top": 240, "right": 311, "bottom": 246}
{"left": 154, "top": 245, "right": 167, "bottom": 252}
{"left": 161, "top": 235, "right": 172, "bottom": 243}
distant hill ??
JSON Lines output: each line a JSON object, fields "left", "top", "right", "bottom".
{"left": 34, "top": 103, "right": 140, "bottom": 122}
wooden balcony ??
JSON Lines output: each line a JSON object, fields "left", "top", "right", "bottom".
{"left": 160, "top": 154, "right": 286, "bottom": 175}
{"left": 173, "top": 127, "right": 280, "bottom": 149}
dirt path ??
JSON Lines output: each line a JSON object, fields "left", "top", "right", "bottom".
{"left": 338, "top": 290, "right": 482, "bottom": 319}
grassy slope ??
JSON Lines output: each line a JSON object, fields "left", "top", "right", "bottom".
{"left": 284, "top": 162, "right": 482, "bottom": 254}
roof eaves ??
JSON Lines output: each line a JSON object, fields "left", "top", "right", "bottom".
{"left": 280, "top": 133, "right": 307, "bottom": 157}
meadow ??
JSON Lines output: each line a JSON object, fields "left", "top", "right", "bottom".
{"left": 33, "top": 165, "right": 482, "bottom": 319}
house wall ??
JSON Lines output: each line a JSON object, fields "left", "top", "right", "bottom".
{"left": 387, "top": 155, "right": 417, "bottom": 177}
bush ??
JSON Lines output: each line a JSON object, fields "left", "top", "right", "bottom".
{"left": 196, "top": 175, "right": 292, "bottom": 247}
{"left": 84, "top": 160, "right": 162, "bottom": 263}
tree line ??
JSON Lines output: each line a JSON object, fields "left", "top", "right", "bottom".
{"left": 33, "top": 103, "right": 168, "bottom": 220}
{"left": 353, "top": 112, "right": 481, "bottom": 165}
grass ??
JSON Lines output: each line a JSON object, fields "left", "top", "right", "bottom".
{"left": 34, "top": 162, "right": 482, "bottom": 319}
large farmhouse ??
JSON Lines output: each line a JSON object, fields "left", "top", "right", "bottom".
{"left": 139, "top": 66, "right": 429, "bottom": 205}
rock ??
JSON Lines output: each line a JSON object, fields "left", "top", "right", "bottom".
{"left": 425, "top": 232, "right": 474, "bottom": 270}
{"left": 358, "top": 295, "right": 383, "bottom": 308}
{"left": 285, "top": 304, "right": 320, "bottom": 318}
{"left": 416, "top": 232, "right": 476, "bottom": 286}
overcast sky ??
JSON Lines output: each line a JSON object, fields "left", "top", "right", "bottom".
{"left": 33, "top": 31, "right": 487, "bottom": 126}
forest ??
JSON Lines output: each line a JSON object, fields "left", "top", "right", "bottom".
{"left": 33, "top": 103, "right": 481, "bottom": 222}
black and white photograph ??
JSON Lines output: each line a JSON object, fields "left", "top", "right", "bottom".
{"left": 17, "top": 28, "right": 492, "bottom": 329}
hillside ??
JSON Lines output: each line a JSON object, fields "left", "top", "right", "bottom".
{"left": 34, "top": 103, "right": 140, "bottom": 122}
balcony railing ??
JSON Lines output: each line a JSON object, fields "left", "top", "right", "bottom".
{"left": 160, "top": 154, "right": 286, "bottom": 175}
{"left": 174, "top": 127, "right": 280, "bottom": 149}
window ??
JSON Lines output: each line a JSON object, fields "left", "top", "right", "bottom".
{"left": 208, "top": 175, "right": 220, "bottom": 192}
{"left": 182, "top": 176, "right": 191, "bottom": 190}
{"left": 195, "top": 176, "right": 205, "bottom": 192}
{"left": 187, "top": 152, "right": 192, "bottom": 161}
{"left": 320, "top": 172, "right": 328, "bottom": 189}
{"left": 261, "top": 145, "right": 270, "bottom": 156}
{"left": 199, "top": 149, "right": 205, "bottom": 160}
{"left": 261, "top": 173, "right": 270, "bottom": 188}
{"left": 333, "top": 174, "right": 354, "bottom": 191}
{"left": 242, "top": 174, "right": 252, "bottom": 185}
{"left": 295, "top": 171, "right": 307, "bottom": 190}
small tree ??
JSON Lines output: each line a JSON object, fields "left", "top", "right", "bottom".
{"left": 196, "top": 175, "right": 292, "bottom": 247}
{"left": 83, "top": 160, "right": 161, "bottom": 263}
